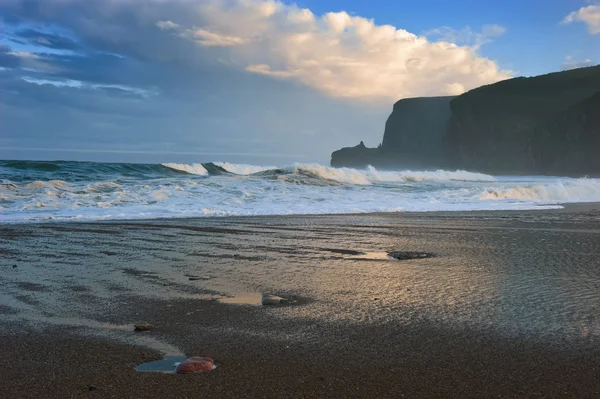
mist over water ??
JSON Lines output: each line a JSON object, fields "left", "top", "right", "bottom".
{"left": 1, "top": 160, "right": 599, "bottom": 223}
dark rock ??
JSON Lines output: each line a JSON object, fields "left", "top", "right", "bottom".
{"left": 330, "top": 141, "right": 381, "bottom": 169}
{"left": 88, "top": 385, "right": 101, "bottom": 391}
{"left": 261, "top": 295, "right": 286, "bottom": 306}
{"left": 12, "top": 265, "right": 17, "bottom": 268}
{"left": 388, "top": 251, "right": 435, "bottom": 260}
{"left": 133, "top": 322, "right": 153, "bottom": 332}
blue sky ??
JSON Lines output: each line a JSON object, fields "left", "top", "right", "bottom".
{"left": 297, "top": 0, "right": 599, "bottom": 76}
{"left": 0, "top": 0, "right": 598, "bottom": 164}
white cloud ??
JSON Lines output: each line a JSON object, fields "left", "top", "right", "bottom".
{"left": 8, "top": 51, "right": 41, "bottom": 59}
{"left": 158, "top": 0, "right": 510, "bottom": 101}
{"left": 426, "top": 24, "right": 506, "bottom": 48}
{"left": 21, "top": 76, "right": 154, "bottom": 96}
{"left": 22, "top": 76, "right": 84, "bottom": 88}
{"left": 184, "top": 28, "right": 251, "bottom": 47}
{"left": 562, "top": 55, "right": 595, "bottom": 70}
{"left": 562, "top": 5, "right": 600, "bottom": 34}
{"left": 156, "top": 20, "right": 180, "bottom": 30}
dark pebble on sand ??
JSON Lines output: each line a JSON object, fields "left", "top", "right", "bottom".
{"left": 262, "top": 295, "right": 286, "bottom": 305}
{"left": 134, "top": 322, "right": 153, "bottom": 332}
{"left": 388, "top": 251, "right": 435, "bottom": 260}
{"left": 88, "top": 385, "right": 101, "bottom": 391}
{"left": 188, "top": 275, "right": 211, "bottom": 281}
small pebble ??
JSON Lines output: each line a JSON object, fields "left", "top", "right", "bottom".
{"left": 188, "top": 275, "right": 211, "bottom": 281}
{"left": 134, "top": 322, "right": 153, "bottom": 332}
{"left": 261, "top": 295, "right": 286, "bottom": 306}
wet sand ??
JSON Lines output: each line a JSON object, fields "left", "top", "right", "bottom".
{"left": 2, "top": 204, "right": 600, "bottom": 398}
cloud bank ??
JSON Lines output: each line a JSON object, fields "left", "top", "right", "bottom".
{"left": 563, "top": 5, "right": 600, "bottom": 35}
{"left": 157, "top": 0, "right": 510, "bottom": 100}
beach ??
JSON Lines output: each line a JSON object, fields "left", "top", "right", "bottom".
{"left": 2, "top": 204, "right": 600, "bottom": 398}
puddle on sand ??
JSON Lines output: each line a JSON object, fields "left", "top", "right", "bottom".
{"left": 136, "top": 356, "right": 187, "bottom": 373}
{"left": 218, "top": 292, "right": 262, "bottom": 305}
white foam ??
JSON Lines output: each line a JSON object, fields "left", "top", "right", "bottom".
{"left": 24, "top": 180, "right": 69, "bottom": 189}
{"left": 214, "top": 162, "right": 275, "bottom": 175}
{"left": 291, "top": 164, "right": 495, "bottom": 185}
{"left": 162, "top": 163, "right": 208, "bottom": 176}
{"left": 4, "top": 161, "right": 600, "bottom": 223}
{"left": 480, "top": 178, "right": 600, "bottom": 202}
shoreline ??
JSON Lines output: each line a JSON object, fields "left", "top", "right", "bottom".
{"left": 2, "top": 201, "right": 599, "bottom": 226}
{"left": 2, "top": 206, "right": 600, "bottom": 397}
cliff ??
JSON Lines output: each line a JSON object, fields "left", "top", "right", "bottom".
{"left": 444, "top": 65, "right": 600, "bottom": 174}
{"left": 331, "top": 65, "right": 600, "bottom": 175}
{"left": 381, "top": 96, "right": 455, "bottom": 167}
{"left": 331, "top": 96, "right": 455, "bottom": 169}
{"left": 529, "top": 91, "right": 600, "bottom": 174}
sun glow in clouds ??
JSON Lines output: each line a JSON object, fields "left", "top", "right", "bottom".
{"left": 156, "top": 0, "right": 511, "bottom": 101}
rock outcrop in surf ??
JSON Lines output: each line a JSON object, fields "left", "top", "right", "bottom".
{"left": 331, "top": 65, "right": 600, "bottom": 175}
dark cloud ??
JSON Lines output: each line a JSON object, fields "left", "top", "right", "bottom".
{"left": 0, "top": 0, "right": 388, "bottom": 164}
{"left": 0, "top": 46, "right": 20, "bottom": 69}
{"left": 13, "top": 28, "right": 81, "bottom": 51}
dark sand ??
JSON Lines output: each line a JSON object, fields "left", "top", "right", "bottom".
{"left": 2, "top": 204, "right": 600, "bottom": 398}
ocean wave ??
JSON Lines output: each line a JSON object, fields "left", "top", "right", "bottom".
{"left": 161, "top": 163, "right": 209, "bottom": 176}
{"left": 480, "top": 179, "right": 600, "bottom": 202}
{"left": 3, "top": 158, "right": 600, "bottom": 223}
{"left": 287, "top": 164, "right": 495, "bottom": 185}
{"left": 214, "top": 162, "right": 275, "bottom": 175}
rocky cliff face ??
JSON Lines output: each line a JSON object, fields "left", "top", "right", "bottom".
{"left": 331, "top": 65, "right": 600, "bottom": 175}
{"left": 381, "top": 96, "right": 455, "bottom": 167}
{"left": 529, "top": 91, "right": 600, "bottom": 174}
{"left": 444, "top": 65, "right": 600, "bottom": 174}
{"left": 330, "top": 96, "right": 455, "bottom": 169}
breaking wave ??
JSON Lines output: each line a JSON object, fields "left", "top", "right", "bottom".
{"left": 480, "top": 178, "right": 600, "bottom": 202}
{"left": 214, "top": 162, "right": 275, "bottom": 175}
{"left": 161, "top": 163, "right": 209, "bottom": 176}
{"left": 1, "top": 159, "right": 599, "bottom": 222}
{"left": 286, "top": 164, "right": 495, "bottom": 185}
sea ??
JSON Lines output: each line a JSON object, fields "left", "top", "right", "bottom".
{"left": 1, "top": 160, "right": 600, "bottom": 223}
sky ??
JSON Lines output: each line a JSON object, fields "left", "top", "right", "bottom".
{"left": 0, "top": 0, "right": 598, "bottom": 165}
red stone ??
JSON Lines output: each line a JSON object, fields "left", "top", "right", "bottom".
{"left": 175, "top": 357, "right": 215, "bottom": 374}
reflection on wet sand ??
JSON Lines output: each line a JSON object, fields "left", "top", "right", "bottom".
{"left": 1, "top": 205, "right": 600, "bottom": 354}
